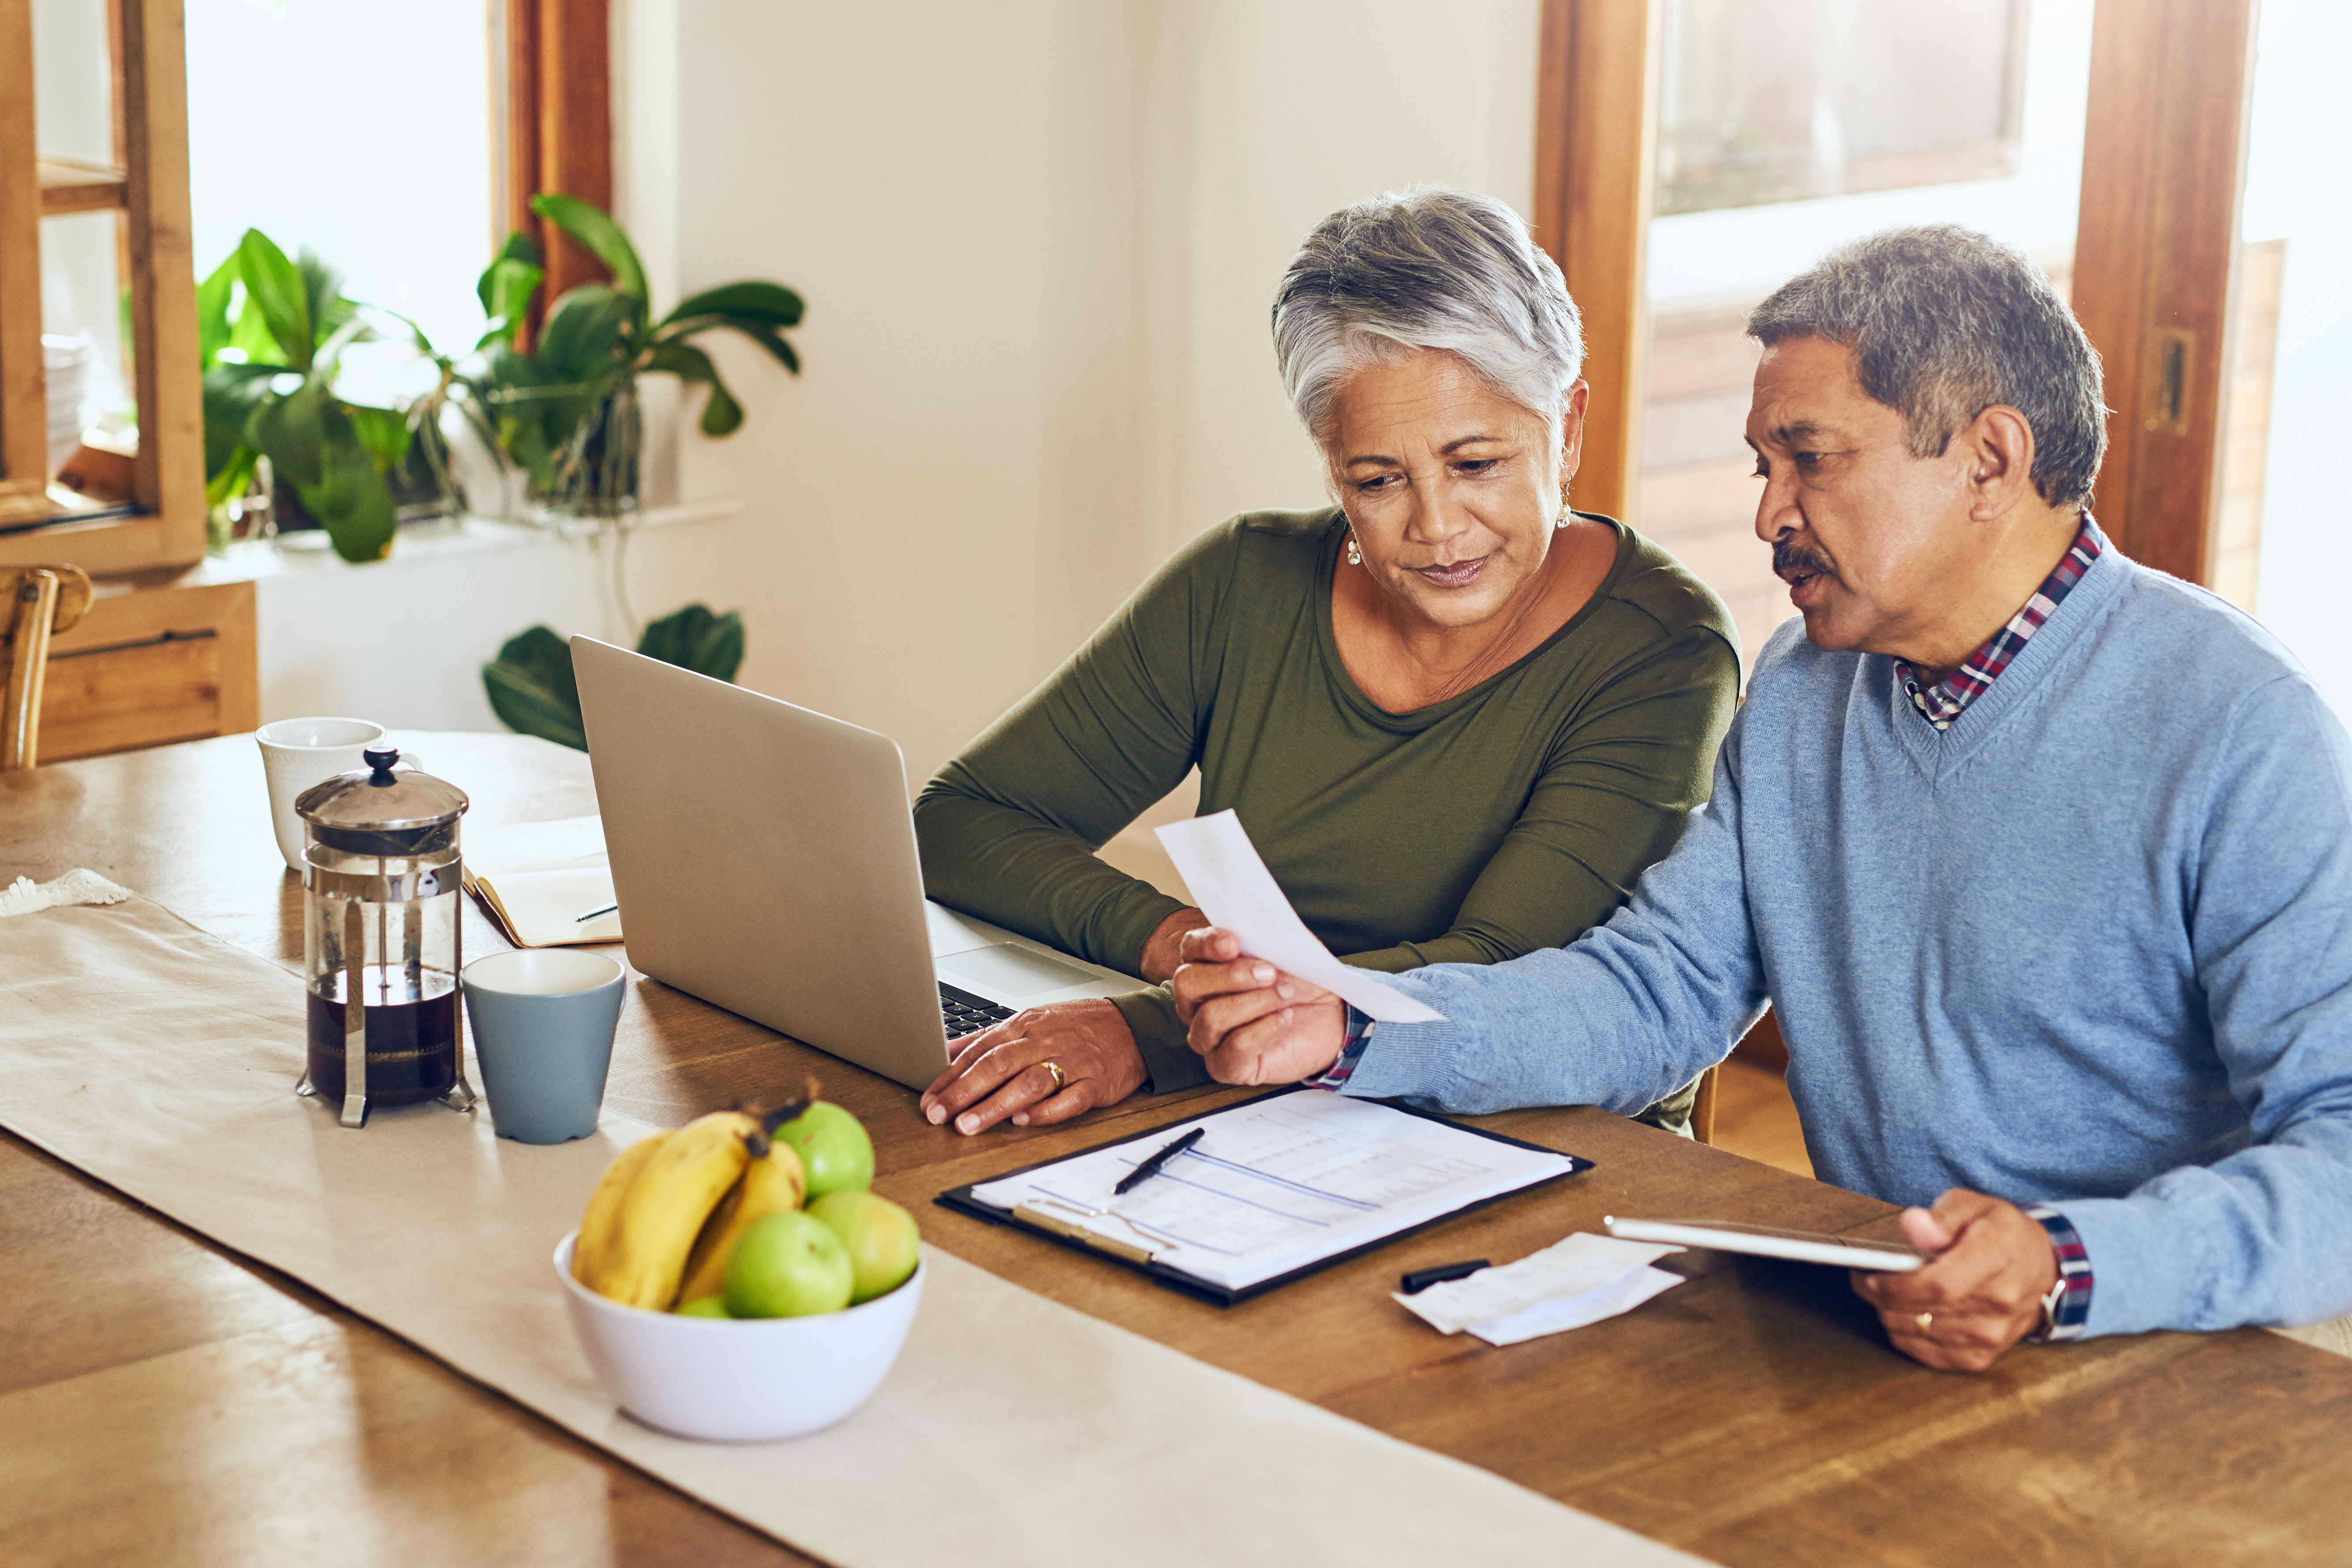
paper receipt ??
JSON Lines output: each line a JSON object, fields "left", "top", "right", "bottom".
{"left": 1398, "top": 1232, "right": 1685, "bottom": 1336}
{"left": 1155, "top": 811, "right": 1444, "bottom": 1024}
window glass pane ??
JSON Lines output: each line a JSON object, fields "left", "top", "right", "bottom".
{"left": 1659, "top": 0, "right": 2027, "bottom": 215}
{"left": 31, "top": 0, "right": 131, "bottom": 504}
{"left": 2234, "top": 0, "right": 2352, "bottom": 716}
{"left": 1639, "top": 0, "right": 2094, "bottom": 669}
{"left": 184, "top": 0, "right": 493, "bottom": 360}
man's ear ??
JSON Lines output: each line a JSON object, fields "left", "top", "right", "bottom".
{"left": 1963, "top": 405, "right": 2038, "bottom": 521}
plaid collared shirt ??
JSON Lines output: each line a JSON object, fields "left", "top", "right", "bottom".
{"left": 2022, "top": 1203, "right": 2095, "bottom": 1341}
{"left": 1896, "top": 514, "right": 2104, "bottom": 730}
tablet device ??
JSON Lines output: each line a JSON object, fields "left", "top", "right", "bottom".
{"left": 1604, "top": 1216, "right": 1924, "bottom": 1272}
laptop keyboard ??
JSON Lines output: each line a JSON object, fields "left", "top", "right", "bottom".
{"left": 939, "top": 981, "right": 1016, "bottom": 1040}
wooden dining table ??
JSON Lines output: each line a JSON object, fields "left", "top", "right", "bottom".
{"left": 4, "top": 729, "right": 2350, "bottom": 1568}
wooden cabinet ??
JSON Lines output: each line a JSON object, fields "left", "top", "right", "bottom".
{"left": 35, "top": 577, "right": 256, "bottom": 762}
{"left": 2, "top": 0, "right": 252, "bottom": 760}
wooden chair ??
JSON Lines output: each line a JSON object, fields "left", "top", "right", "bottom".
{"left": 2, "top": 565, "right": 94, "bottom": 770}
{"left": 1691, "top": 1064, "right": 1720, "bottom": 1146}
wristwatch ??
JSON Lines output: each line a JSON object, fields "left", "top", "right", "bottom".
{"left": 2027, "top": 1271, "right": 2069, "bottom": 1344}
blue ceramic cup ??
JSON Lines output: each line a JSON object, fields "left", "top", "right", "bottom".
{"left": 462, "top": 949, "right": 626, "bottom": 1143}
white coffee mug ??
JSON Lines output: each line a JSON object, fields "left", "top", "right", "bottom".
{"left": 256, "top": 718, "right": 421, "bottom": 872}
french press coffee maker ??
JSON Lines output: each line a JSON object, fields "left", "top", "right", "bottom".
{"left": 293, "top": 747, "right": 478, "bottom": 1127}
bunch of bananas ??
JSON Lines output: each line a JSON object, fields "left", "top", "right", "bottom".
{"left": 572, "top": 1103, "right": 810, "bottom": 1310}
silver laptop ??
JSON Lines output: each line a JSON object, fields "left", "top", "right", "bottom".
{"left": 571, "top": 637, "right": 1147, "bottom": 1087}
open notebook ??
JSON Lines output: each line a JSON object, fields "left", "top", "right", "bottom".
{"left": 461, "top": 815, "right": 622, "bottom": 948}
{"left": 943, "top": 1089, "right": 1587, "bottom": 1304}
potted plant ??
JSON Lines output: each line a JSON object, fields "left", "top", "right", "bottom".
{"left": 476, "top": 194, "right": 803, "bottom": 745}
{"left": 197, "top": 229, "right": 475, "bottom": 563}
{"left": 471, "top": 194, "right": 804, "bottom": 520}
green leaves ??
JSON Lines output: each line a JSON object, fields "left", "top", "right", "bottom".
{"left": 658, "top": 281, "right": 804, "bottom": 332}
{"left": 481, "top": 605, "right": 744, "bottom": 751}
{"left": 530, "top": 192, "right": 650, "bottom": 308}
{"left": 646, "top": 341, "right": 742, "bottom": 436}
{"left": 200, "top": 361, "right": 278, "bottom": 481}
{"left": 298, "top": 402, "right": 401, "bottom": 562}
{"left": 249, "top": 382, "right": 326, "bottom": 487}
{"left": 236, "top": 229, "right": 314, "bottom": 370}
{"left": 482, "top": 626, "right": 589, "bottom": 751}
{"left": 643, "top": 277, "right": 804, "bottom": 412}
{"left": 535, "top": 284, "right": 639, "bottom": 381}
{"left": 476, "top": 231, "right": 545, "bottom": 348}
{"left": 344, "top": 403, "right": 414, "bottom": 474}
{"left": 636, "top": 603, "right": 746, "bottom": 682}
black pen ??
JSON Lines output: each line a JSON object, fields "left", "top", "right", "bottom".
{"left": 575, "top": 902, "right": 619, "bottom": 923}
{"left": 1113, "top": 1126, "right": 1204, "bottom": 1196}
{"left": 1401, "top": 1259, "right": 1492, "bottom": 1294}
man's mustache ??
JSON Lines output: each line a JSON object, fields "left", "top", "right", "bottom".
{"left": 1773, "top": 539, "right": 1836, "bottom": 583}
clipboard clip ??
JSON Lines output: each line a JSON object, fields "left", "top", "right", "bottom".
{"left": 1014, "top": 1200, "right": 1168, "bottom": 1266}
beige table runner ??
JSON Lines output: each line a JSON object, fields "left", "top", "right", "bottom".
{"left": 0, "top": 897, "right": 1705, "bottom": 1568}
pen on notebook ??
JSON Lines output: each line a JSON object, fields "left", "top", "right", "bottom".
{"left": 1112, "top": 1126, "right": 1204, "bottom": 1196}
{"left": 574, "top": 902, "right": 619, "bottom": 923}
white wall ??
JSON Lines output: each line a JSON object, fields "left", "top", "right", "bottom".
{"left": 626, "top": 0, "right": 1540, "bottom": 785}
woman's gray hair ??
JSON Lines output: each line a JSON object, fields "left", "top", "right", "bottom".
{"left": 1272, "top": 187, "right": 1584, "bottom": 449}
{"left": 1748, "top": 225, "right": 2106, "bottom": 507}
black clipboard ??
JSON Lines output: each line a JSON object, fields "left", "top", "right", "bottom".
{"left": 933, "top": 1086, "right": 1593, "bottom": 1307}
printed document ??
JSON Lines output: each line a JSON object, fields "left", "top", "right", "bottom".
{"left": 1154, "top": 811, "right": 1443, "bottom": 1023}
{"left": 968, "top": 1090, "right": 1573, "bottom": 1292}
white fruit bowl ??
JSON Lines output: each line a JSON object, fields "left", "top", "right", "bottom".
{"left": 554, "top": 1232, "right": 924, "bottom": 1442}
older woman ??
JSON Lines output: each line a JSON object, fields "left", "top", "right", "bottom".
{"left": 913, "top": 187, "right": 1738, "bottom": 1135}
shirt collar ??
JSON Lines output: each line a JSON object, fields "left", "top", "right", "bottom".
{"left": 1895, "top": 512, "right": 2104, "bottom": 732}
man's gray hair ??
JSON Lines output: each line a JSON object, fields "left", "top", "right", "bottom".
{"left": 1272, "top": 187, "right": 1584, "bottom": 448}
{"left": 1748, "top": 225, "right": 2106, "bottom": 507}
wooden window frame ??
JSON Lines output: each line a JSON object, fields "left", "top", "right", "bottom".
{"left": 0, "top": 0, "right": 206, "bottom": 578}
{"left": 2071, "top": 0, "right": 2261, "bottom": 586}
{"left": 1532, "top": 0, "right": 1662, "bottom": 527}
{"left": 494, "top": 0, "right": 615, "bottom": 342}
{"left": 1535, "top": 0, "right": 2261, "bottom": 587}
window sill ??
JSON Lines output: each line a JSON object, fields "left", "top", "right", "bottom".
{"left": 188, "top": 500, "right": 742, "bottom": 586}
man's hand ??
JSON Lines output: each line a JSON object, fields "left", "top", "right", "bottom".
{"left": 1137, "top": 907, "right": 1214, "bottom": 985}
{"left": 1852, "top": 1188, "right": 2059, "bottom": 1372}
{"left": 917, "top": 998, "right": 1146, "bottom": 1135}
{"left": 1169, "top": 926, "right": 1346, "bottom": 1085}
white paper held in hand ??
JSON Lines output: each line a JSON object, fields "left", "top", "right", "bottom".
{"left": 1154, "top": 810, "right": 1444, "bottom": 1024}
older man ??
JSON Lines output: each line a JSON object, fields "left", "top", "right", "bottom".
{"left": 1170, "top": 225, "right": 2352, "bottom": 1371}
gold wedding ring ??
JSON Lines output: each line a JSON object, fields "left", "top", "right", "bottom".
{"left": 1915, "top": 1311, "right": 1935, "bottom": 1335}
{"left": 1041, "top": 1060, "right": 1066, "bottom": 1090}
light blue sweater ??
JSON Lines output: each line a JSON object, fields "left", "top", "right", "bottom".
{"left": 1342, "top": 541, "right": 2352, "bottom": 1338}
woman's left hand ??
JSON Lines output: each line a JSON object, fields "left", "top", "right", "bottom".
{"left": 917, "top": 997, "right": 1147, "bottom": 1135}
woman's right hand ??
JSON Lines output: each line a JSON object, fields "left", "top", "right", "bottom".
{"left": 1170, "top": 926, "right": 1347, "bottom": 1084}
{"left": 917, "top": 997, "right": 1147, "bottom": 1135}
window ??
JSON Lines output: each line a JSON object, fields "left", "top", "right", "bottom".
{"left": 1657, "top": 0, "right": 2028, "bottom": 216}
{"left": 183, "top": 0, "right": 494, "bottom": 363}
{"left": 1638, "top": 0, "right": 2095, "bottom": 665}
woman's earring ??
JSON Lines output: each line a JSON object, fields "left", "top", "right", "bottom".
{"left": 1345, "top": 532, "right": 1363, "bottom": 567}
{"left": 1555, "top": 506, "right": 1573, "bottom": 530}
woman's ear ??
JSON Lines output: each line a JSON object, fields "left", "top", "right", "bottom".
{"left": 1558, "top": 379, "right": 1592, "bottom": 496}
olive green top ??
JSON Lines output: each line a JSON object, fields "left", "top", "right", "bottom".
{"left": 914, "top": 508, "right": 1741, "bottom": 1115}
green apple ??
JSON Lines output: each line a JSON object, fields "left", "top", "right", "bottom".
{"left": 808, "top": 1190, "right": 921, "bottom": 1304}
{"left": 723, "top": 1210, "right": 854, "bottom": 1319}
{"left": 774, "top": 1101, "right": 875, "bottom": 1200}
{"left": 675, "top": 1295, "right": 732, "bottom": 1319}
